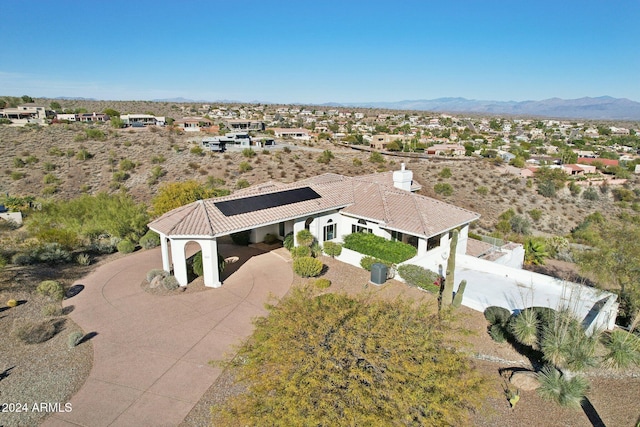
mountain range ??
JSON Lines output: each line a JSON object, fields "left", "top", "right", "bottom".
{"left": 331, "top": 96, "right": 640, "bottom": 121}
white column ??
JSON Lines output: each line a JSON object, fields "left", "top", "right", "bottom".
{"left": 293, "top": 219, "right": 305, "bottom": 247}
{"left": 200, "top": 238, "right": 221, "bottom": 288}
{"left": 457, "top": 225, "right": 469, "bottom": 254}
{"left": 170, "top": 239, "right": 189, "bottom": 286}
{"left": 417, "top": 237, "right": 428, "bottom": 256}
{"left": 160, "top": 233, "right": 171, "bottom": 272}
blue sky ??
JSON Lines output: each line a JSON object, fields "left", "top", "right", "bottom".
{"left": 1, "top": 0, "right": 638, "bottom": 103}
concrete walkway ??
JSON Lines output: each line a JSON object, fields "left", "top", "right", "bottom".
{"left": 43, "top": 245, "right": 293, "bottom": 427}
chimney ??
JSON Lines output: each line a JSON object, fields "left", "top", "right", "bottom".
{"left": 393, "top": 162, "right": 413, "bottom": 191}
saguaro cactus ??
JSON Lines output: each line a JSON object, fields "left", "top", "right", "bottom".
{"left": 440, "top": 229, "right": 458, "bottom": 309}
{"left": 452, "top": 280, "right": 467, "bottom": 308}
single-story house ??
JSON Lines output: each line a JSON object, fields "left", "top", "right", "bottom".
{"left": 78, "top": 113, "right": 109, "bottom": 122}
{"left": 269, "top": 128, "right": 311, "bottom": 141}
{"left": 120, "top": 114, "right": 166, "bottom": 127}
{"left": 577, "top": 157, "right": 619, "bottom": 167}
{"left": 225, "top": 119, "right": 265, "bottom": 132}
{"left": 426, "top": 144, "right": 465, "bottom": 156}
{"left": 370, "top": 134, "right": 407, "bottom": 150}
{"left": 175, "top": 117, "right": 214, "bottom": 132}
{"left": 148, "top": 164, "right": 479, "bottom": 288}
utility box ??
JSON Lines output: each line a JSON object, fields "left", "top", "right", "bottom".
{"left": 370, "top": 263, "right": 388, "bottom": 285}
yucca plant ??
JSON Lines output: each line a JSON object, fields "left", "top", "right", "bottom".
{"left": 537, "top": 366, "right": 589, "bottom": 410}
{"left": 602, "top": 329, "right": 640, "bottom": 368}
{"left": 509, "top": 308, "right": 540, "bottom": 348}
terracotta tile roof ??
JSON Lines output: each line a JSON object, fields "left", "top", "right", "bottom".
{"left": 149, "top": 173, "right": 479, "bottom": 239}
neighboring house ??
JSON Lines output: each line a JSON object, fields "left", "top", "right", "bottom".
{"left": 225, "top": 119, "right": 265, "bottom": 132}
{"left": 269, "top": 128, "right": 311, "bottom": 140}
{"left": 120, "top": 114, "right": 166, "bottom": 127}
{"left": 78, "top": 113, "right": 109, "bottom": 122}
{"left": 148, "top": 164, "right": 478, "bottom": 288}
{"left": 577, "top": 157, "right": 619, "bottom": 167}
{"left": 201, "top": 132, "right": 253, "bottom": 151}
{"left": 174, "top": 117, "right": 214, "bottom": 132}
{"left": 564, "top": 163, "right": 597, "bottom": 174}
{"left": 426, "top": 144, "right": 465, "bottom": 156}
{"left": 498, "top": 151, "right": 516, "bottom": 163}
{"left": 56, "top": 113, "right": 78, "bottom": 122}
{"left": 370, "top": 134, "right": 406, "bottom": 150}
{"left": 0, "top": 104, "right": 51, "bottom": 125}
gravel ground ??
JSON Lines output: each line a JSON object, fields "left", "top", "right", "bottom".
{"left": 0, "top": 290, "right": 92, "bottom": 427}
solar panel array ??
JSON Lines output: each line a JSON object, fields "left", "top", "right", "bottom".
{"left": 214, "top": 187, "right": 321, "bottom": 216}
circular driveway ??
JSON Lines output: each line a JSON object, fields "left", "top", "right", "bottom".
{"left": 43, "top": 245, "right": 293, "bottom": 427}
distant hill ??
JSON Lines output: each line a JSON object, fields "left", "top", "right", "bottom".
{"left": 337, "top": 96, "right": 640, "bottom": 121}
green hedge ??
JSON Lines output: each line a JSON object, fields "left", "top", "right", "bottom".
{"left": 343, "top": 232, "right": 416, "bottom": 264}
{"left": 397, "top": 264, "right": 441, "bottom": 293}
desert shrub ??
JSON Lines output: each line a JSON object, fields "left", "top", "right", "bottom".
{"left": 263, "top": 233, "right": 279, "bottom": 244}
{"left": 569, "top": 181, "right": 582, "bottom": 197}
{"left": 317, "top": 150, "right": 334, "bottom": 164}
{"left": 537, "top": 180, "right": 557, "bottom": 198}
{"left": 162, "top": 275, "right": 180, "bottom": 290}
{"left": 510, "top": 215, "right": 531, "bottom": 235}
{"left": 211, "top": 288, "right": 486, "bottom": 426}
{"left": 85, "top": 128, "right": 106, "bottom": 140}
{"left": 483, "top": 306, "right": 512, "bottom": 326}
{"left": 236, "top": 179, "right": 250, "bottom": 189}
{"left": 10, "top": 171, "right": 25, "bottom": 180}
{"left": 68, "top": 331, "right": 84, "bottom": 348}
{"left": 112, "top": 171, "right": 129, "bottom": 182}
{"left": 613, "top": 188, "right": 636, "bottom": 202}
{"left": 360, "top": 256, "right": 392, "bottom": 272}
{"left": 528, "top": 209, "right": 543, "bottom": 221}
{"left": 323, "top": 241, "right": 342, "bottom": 257}
{"left": 139, "top": 230, "right": 160, "bottom": 249}
{"left": 296, "top": 229, "right": 314, "bottom": 247}
{"left": 397, "top": 264, "right": 441, "bottom": 293}
{"left": 190, "top": 146, "right": 204, "bottom": 156}
{"left": 283, "top": 232, "right": 294, "bottom": 250}
{"left": 353, "top": 158, "right": 362, "bottom": 166}
{"left": 76, "top": 148, "right": 93, "bottom": 160}
{"left": 146, "top": 269, "right": 167, "bottom": 282}
{"left": 11, "top": 252, "right": 34, "bottom": 265}
{"left": 434, "top": 183, "right": 454, "bottom": 196}
{"left": 488, "top": 324, "right": 508, "bottom": 343}
{"left": 239, "top": 162, "right": 253, "bottom": 172}
{"left": 509, "top": 308, "right": 540, "bottom": 347}
{"left": 242, "top": 148, "right": 256, "bottom": 158}
{"left": 43, "top": 173, "right": 60, "bottom": 184}
{"left": 37, "top": 280, "right": 65, "bottom": 300}
{"left": 117, "top": 239, "right": 136, "bottom": 254}
{"left": 439, "top": 167, "right": 452, "bottom": 178}
{"left": 343, "top": 232, "right": 416, "bottom": 264}
{"left": 537, "top": 366, "right": 588, "bottom": 409}
{"left": 290, "top": 246, "right": 311, "bottom": 259}
{"left": 293, "top": 256, "right": 323, "bottom": 277}
{"left": 231, "top": 230, "right": 251, "bottom": 246}
{"left": 152, "top": 154, "right": 166, "bottom": 164}
{"left": 314, "top": 278, "right": 331, "bottom": 289}
{"left": 33, "top": 243, "right": 72, "bottom": 264}
{"left": 42, "top": 303, "right": 62, "bottom": 316}
{"left": 310, "top": 241, "right": 322, "bottom": 257}
{"left": 35, "top": 228, "right": 79, "bottom": 250}
{"left": 475, "top": 186, "right": 488, "bottom": 195}
{"left": 582, "top": 186, "right": 599, "bottom": 201}
{"left": 7, "top": 299, "right": 18, "bottom": 308}
{"left": 119, "top": 158, "right": 136, "bottom": 171}
{"left": 13, "top": 321, "right": 57, "bottom": 344}
{"left": 369, "top": 151, "right": 384, "bottom": 163}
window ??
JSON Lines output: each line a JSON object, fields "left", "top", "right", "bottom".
{"left": 323, "top": 220, "right": 336, "bottom": 241}
{"left": 352, "top": 219, "right": 372, "bottom": 234}
{"left": 427, "top": 234, "right": 441, "bottom": 251}
{"left": 391, "top": 230, "right": 403, "bottom": 242}
{"left": 279, "top": 222, "right": 285, "bottom": 237}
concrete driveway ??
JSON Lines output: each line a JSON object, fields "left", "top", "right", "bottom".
{"left": 42, "top": 244, "right": 293, "bottom": 427}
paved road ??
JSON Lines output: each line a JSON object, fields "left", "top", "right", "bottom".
{"left": 43, "top": 245, "right": 293, "bottom": 427}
